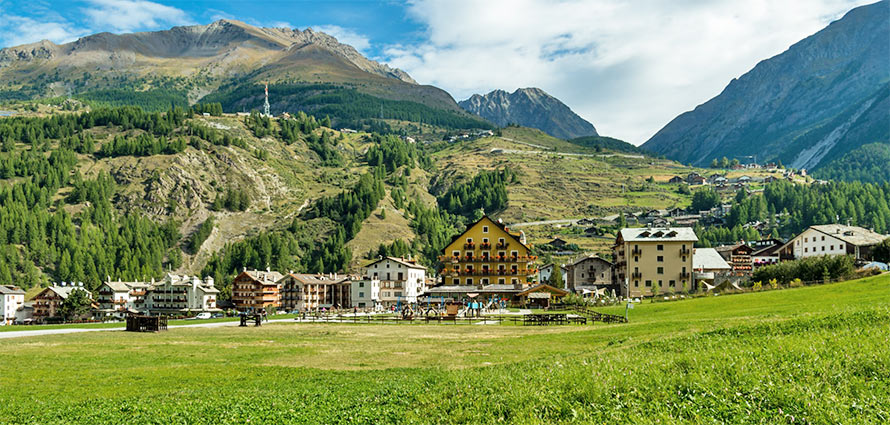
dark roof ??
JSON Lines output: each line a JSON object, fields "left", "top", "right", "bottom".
{"left": 518, "top": 283, "right": 569, "bottom": 297}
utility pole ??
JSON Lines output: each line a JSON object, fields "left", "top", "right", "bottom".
{"left": 263, "top": 82, "right": 271, "bottom": 117}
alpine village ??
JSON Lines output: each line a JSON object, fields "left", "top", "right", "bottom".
{"left": 1, "top": 1, "right": 889, "bottom": 424}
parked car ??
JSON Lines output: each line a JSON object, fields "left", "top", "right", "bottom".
{"left": 195, "top": 312, "right": 212, "bottom": 320}
{"left": 211, "top": 313, "right": 224, "bottom": 318}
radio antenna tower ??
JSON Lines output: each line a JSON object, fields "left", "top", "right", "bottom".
{"left": 263, "top": 82, "right": 271, "bottom": 117}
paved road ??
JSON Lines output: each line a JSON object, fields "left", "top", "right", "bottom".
{"left": 509, "top": 219, "right": 580, "bottom": 228}
{"left": 0, "top": 318, "right": 296, "bottom": 340}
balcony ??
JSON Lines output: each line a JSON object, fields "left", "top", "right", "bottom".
{"left": 496, "top": 242, "right": 510, "bottom": 249}
{"left": 632, "top": 271, "right": 642, "bottom": 279}
{"left": 480, "top": 242, "right": 492, "bottom": 249}
{"left": 463, "top": 242, "right": 476, "bottom": 249}
{"left": 680, "top": 247, "right": 690, "bottom": 255}
{"left": 680, "top": 272, "right": 690, "bottom": 279}
{"left": 632, "top": 247, "right": 642, "bottom": 255}
{"left": 438, "top": 255, "right": 460, "bottom": 263}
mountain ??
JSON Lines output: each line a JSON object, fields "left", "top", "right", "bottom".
{"left": 459, "top": 88, "right": 597, "bottom": 139}
{"left": 642, "top": 1, "right": 889, "bottom": 170}
{"left": 0, "top": 20, "right": 486, "bottom": 129}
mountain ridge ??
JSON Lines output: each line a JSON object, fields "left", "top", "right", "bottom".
{"left": 642, "top": 0, "right": 889, "bottom": 170}
{"left": 459, "top": 87, "right": 597, "bottom": 139}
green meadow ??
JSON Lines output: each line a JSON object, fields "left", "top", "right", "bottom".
{"left": 1, "top": 274, "right": 888, "bottom": 424}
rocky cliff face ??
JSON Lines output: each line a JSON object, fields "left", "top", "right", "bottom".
{"left": 642, "top": 0, "right": 889, "bottom": 170}
{"left": 0, "top": 19, "right": 416, "bottom": 83}
{"left": 459, "top": 88, "right": 597, "bottom": 139}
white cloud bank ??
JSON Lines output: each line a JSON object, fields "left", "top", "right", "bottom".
{"left": 384, "top": 0, "right": 875, "bottom": 144}
{"left": 83, "top": 0, "right": 192, "bottom": 32}
{"left": 312, "top": 25, "right": 372, "bottom": 53}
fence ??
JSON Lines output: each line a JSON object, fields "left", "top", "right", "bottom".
{"left": 125, "top": 315, "right": 168, "bottom": 332}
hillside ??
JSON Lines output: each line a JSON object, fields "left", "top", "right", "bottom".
{"left": 0, "top": 20, "right": 487, "bottom": 130}
{"left": 0, "top": 101, "right": 706, "bottom": 293}
{"left": 642, "top": 0, "right": 890, "bottom": 171}
{"left": 459, "top": 88, "right": 597, "bottom": 139}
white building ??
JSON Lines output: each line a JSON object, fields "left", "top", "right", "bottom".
{"left": 780, "top": 224, "right": 886, "bottom": 262}
{"left": 363, "top": 257, "right": 427, "bottom": 307}
{"left": 144, "top": 273, "right": 220, "bottom": 315}
{"left": 538, "top": 263, "right": 568, "bottom": 285}
{"left": 0, "top": 285, "right": 25, "bottom": 325}
{"left": 96, "top": 279, "right": 151, "bottom": 318}
{"left": 350, "top": 278, "right": 381, "bottom": 310}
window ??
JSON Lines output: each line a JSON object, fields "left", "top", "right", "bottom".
{"left": 467, "top": 238, "right": 473, "bottom": 243}
{"left": 804, "top": 247, "right": 808, "bottom": 253}
{"left": 481, "top": 278, "right": 489, "bottom": 285}
{"left": 498, "top": 278, "right": 505, "bottom": 284}
{"left": 669, "top": 280, "right": 676, "bottom": 287}
{"left": 466, "top": 278, "right": 473, "bottom": 285}
{"left": 634, "top": 256, "right": 639, "bottom": 262}
{"left": 482, "top": 238, "right": 489, "bottom": 243}
{"left": 483, "top": 226, "right": 489, "bottom": 233}
{"left": 682, "top": 256, "right": 687, "bottom": 262}
{"left": 657, "top": 256, "right": 664, "bottom": 262}
{"left": 512, "top": 278, "right": 519, "bottom": 284}
{"left": 634, "top": 280, "right": 639, "bottom": 287}
{"left": 658, "top": 280, "right": 663, "bottom": 287}
{"left": 657, "top": 244, "right": 664, "bottom": 251}
{"left": 645, "top": 280, "right": 652, "bottom": 287}
{"left": 511, "top": 250, "right": 518, "bottom": 257}
{"left": 821, "top": 236, "right": 825, "bottom": 241}
{"left": 657, "top": 267, "right": 664, "bottom": 274}
{"left": 453, "top": 251, "right": 460, "bottom": 257}
{"left": 830, "top": 245, "right": 834, "bottom": 250}
{"left": 822, "top": 246, "right": 825, "bottom": 251}
{"left": 359, "top": 282, "right": 365, "bottom": 288}
{"left": 386, "top": 273, "right": 391, "bottom": 280}
{"left": 804, "top": 237, "right": 808, "bottom": 243}
{"left": 359, "top": 292, "right": 365, "bottom": 298}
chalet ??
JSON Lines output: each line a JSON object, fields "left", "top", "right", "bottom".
{"left": 667, "top": 207, "right": 686, "bottom": 218}
{"left": 362, "top": 257, "right": 427, "bottom": 306}
{"left": 686, "top": 173, "right": 706, "bottom": 185}
{"left": 32, "top": 284, "right": 93, "bottom": 323}
{"left": 715, "top": 244, "right": 754, "bottom": 274}
{"left": 749, "top": 239, "right": 784, "bottom": 268}
{"left": 668, "top": 176, "right": 684, "bottom": 184}
{"left": 517, "top": 284, "right": 569, "bottom": 308}
{"left": 779, "top": 224, "right": 887, "bottom": 262}
{"left": 231, "top": 269, "right": 283, "bottom": 311}
{"left": 547, "top": 238, "right": 570, "bottom": 249}
{"left": 279, "top": 273, "right": 352, "bottom": 312}
{"left": 566, "top": 255, "right": 614, "bottom": 294}
{"left": 1, "top": 285, "right": 25, "bottom": 326}
{"left": 707, "top": 174, "right": 727, "bottom": 185}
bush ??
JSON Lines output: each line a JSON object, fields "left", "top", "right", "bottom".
{"left": 754, "top": 255, "right": 856, "bottom": 286}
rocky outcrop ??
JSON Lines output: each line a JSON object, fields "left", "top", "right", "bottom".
{"left": 459, "top": 88, "right": 597, "bottom": 139}
{"left": 642, "top": 0, "right": 890, "bottom": 169}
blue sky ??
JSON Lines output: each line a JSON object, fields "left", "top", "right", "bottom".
{"left": 0, "top": 0, "right": 876, "bottom": 144}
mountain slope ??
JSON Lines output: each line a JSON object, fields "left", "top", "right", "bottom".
{"left": 642, "top": 0, "right": 890, "bottom": 169}
{"left": 0, "top": 20, "right": 475, "bottom": 121}
{"left": 459, "top": 88, "right": 597, "bottom": 139}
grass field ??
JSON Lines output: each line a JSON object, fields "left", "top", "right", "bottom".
{"left": 2, "top": 274, "right": 888, "bottom": 424}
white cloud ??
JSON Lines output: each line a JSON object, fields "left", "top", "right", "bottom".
{"left": 82, "top": 0, "right": 192, "bottom": 32}
{"left": 312, "top": 25, "right": 371, "bottom": 53}
{"left": 0, "top": 16, "right": 86, "bottom": 47}
{"left": 385, "top": 0, "right": 874, "bottom": 144}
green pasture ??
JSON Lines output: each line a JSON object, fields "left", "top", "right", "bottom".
{"left": 1, "top": 274, "right": 888, "bottom": 424}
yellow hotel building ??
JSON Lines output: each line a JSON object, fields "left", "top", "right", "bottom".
{"left": 439, "top": 216, "right": 537, "bottom": 287}
{"left": 613, "top": 227, "right": 697, "bottom": 298}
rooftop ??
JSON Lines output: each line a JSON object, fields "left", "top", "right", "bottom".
{"left": 0, "top": 285, "right": 25, "bottom": 295}
{"left": 619, "top": 227, "right": 698, "bottom": 242}
{"left": 809, "top": 224, "right": 887, "bottom": 247}
{"left": 693, "top": 248, "right": 732, "bottom": 271}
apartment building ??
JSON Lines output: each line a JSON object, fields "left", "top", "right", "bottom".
{"left": 96, "top": 279, "right": 150, "bottom": 318}
{"left": 439, "top": 216, "right": 537, "bottom": 287}
{"left": 0, "top": 285, "right": 25, "bottom": 325}
{"left": 613, "top": 227, "right": 697, "bottom": 298}
{"left": 231, "top": 269, "right": 283, "bottom": 311}
{"left": 144, "top": 274, "right": 220, "bottom": 315}
{"left": 363, "top": 257, "right": 426, "bottom": 307}
{"left": 351, "top": 278, "right": 380, "bottom": 310}
{"left": 278, "top": 273, "right": 352, "bottom": 312}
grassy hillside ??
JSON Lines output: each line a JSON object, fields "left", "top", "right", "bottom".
{"left": 1, "top": 273, "right": 887, "bottom": 423}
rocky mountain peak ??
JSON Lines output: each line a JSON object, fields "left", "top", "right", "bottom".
{"left": 459, "top": 87, "right": 597, "bottom": 139}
